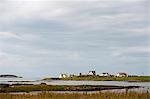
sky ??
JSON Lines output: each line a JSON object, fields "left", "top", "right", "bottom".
{"left": 0, "top": 0, "right": 149, "bottom": 78}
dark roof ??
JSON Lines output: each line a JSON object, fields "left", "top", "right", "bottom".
{"left": 118, "top": 73, "right": 127, "bottom": 75}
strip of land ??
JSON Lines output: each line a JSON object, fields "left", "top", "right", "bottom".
{"left": 0, "top": 84, "right": 139, "bottom": 93}
{"left": 43, "top": 76, "right": 150, "bottom": 82}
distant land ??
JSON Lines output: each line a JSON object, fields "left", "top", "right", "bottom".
{"left": 0, "top": 74, "right": 22, "bottom": 78}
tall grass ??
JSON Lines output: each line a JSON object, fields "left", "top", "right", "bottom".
{"left": 0, "top": 92, "right": 149, "bottom": 99}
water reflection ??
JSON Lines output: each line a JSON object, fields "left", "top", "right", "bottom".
{"left": 0, "top": 78, "right": 150, "bottom": 87}
{"left": 1, "top": 78, "right": 150, "bottom": 93}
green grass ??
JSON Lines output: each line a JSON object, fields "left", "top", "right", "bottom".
{"left": 0, "top": 92, "right": 149, "bottom": 99}
{"left": 59, "top": 76, "right": 150, "bottom": 82}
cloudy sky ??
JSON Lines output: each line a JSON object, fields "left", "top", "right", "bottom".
{"left": 0, "top": 0, "right": 149, "bottom": 78}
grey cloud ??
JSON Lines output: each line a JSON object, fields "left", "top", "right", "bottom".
{"left": 0, "top": 0, "right": 149, "bottom": 77}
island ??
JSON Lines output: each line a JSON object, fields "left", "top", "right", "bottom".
{"left": 43, "top": 71, "right": 150, "bottom": 82}
{"left": 0, "top": 74, "right": 22, "bottom": 78}
{"left": 43, "top": 76, "right": 150, "bottom": 82}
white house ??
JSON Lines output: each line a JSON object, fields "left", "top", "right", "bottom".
{"left": 116, "top": 73, "right": 128, "bottom": 77}
{"left": 88, "top": 71, "right": 96, "bottom": 76}
{"left": 59, "top": 74, "right": 68, "bottom": 78}
{"left": 100, "top": 73, "right": 110, "bottom": 77}
{"left": 79, "top": 71, "right": 96, "bottom": 76}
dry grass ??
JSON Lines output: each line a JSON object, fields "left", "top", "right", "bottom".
{"left": 0, "top": 92, "right": 149, "bottom": 99}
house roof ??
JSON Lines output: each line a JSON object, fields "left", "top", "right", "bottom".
{"left": 102, "top": 73, "right": 109, "bottom": 74}
{"left": 118, "top": 73, "right": 127, "bottom": 75}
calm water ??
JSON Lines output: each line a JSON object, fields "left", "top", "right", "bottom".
{"left": 0, "top": 78, "right": 150, "bottom": 87}
{"left": 0, "top": 78, "right": 150, "bottom": 93}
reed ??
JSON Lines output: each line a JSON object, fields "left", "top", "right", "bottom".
{"left": 0, "top": 92, "right": 149, "bottom": 99}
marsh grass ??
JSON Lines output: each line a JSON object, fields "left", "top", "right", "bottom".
{"left": 0, "top": 92, "right": 149, "bottom": 99}
{"left": 0, "top": 85, "right": 130, "bottom": 92}
{"left": 60, "top": 76, "right": 150, "bottom": 82}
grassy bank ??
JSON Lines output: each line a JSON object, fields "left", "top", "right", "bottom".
{"left": 0, "top": 92, "right": 149, "bottom": 99}
{"left": 0, "top": 85, "right": 138, "bottom": 93}
{"left": 54, "top": 76, "right": 150, "bottom": 82}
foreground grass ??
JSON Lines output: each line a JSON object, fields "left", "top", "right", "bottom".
{"left": 57, "top": 76, "right": 150, "bottom": 82}
{"left": 0, "top": 92, "right": 149, "bottom": 99}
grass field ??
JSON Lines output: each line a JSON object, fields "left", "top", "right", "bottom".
{"left": 56, "top": 76, "right": 150, "bottom": 82}
{"left": 0, "top": 92, "right": 149, "bottom": 99}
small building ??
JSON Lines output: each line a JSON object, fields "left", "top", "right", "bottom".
{"left": 100, "top": 73, "right": 110, "bottom": 77}
{"left": 116, "top": 73, "right": 128, "bottom": 77}
{"left": 79, "top": 71, "right": 96, "bottom": 77}
{"left": 59, "top": 74, "right": 68, "bottom": 78}
{"left": 88, "top": 71, "right": 96, "bottom": 76}
{"left": 79, "top": 73, "right": 82, "bottom": 76}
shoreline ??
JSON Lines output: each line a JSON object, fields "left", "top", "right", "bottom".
{"left": 5, "top": 80, "right": 150, "bottom": 83}
{"left": 1, "top": 76, "right": 150, "bottom": 82}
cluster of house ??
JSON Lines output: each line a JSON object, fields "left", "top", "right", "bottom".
{"left": 59, "top": 71, "right": 128, "bottom": 78}
{"left": 100, "top": 72, "right": 128, "bottom": 77}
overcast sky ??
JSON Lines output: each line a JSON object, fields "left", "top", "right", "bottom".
{"left": 0, "top": 0, "right": 149, "bottom": 78}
